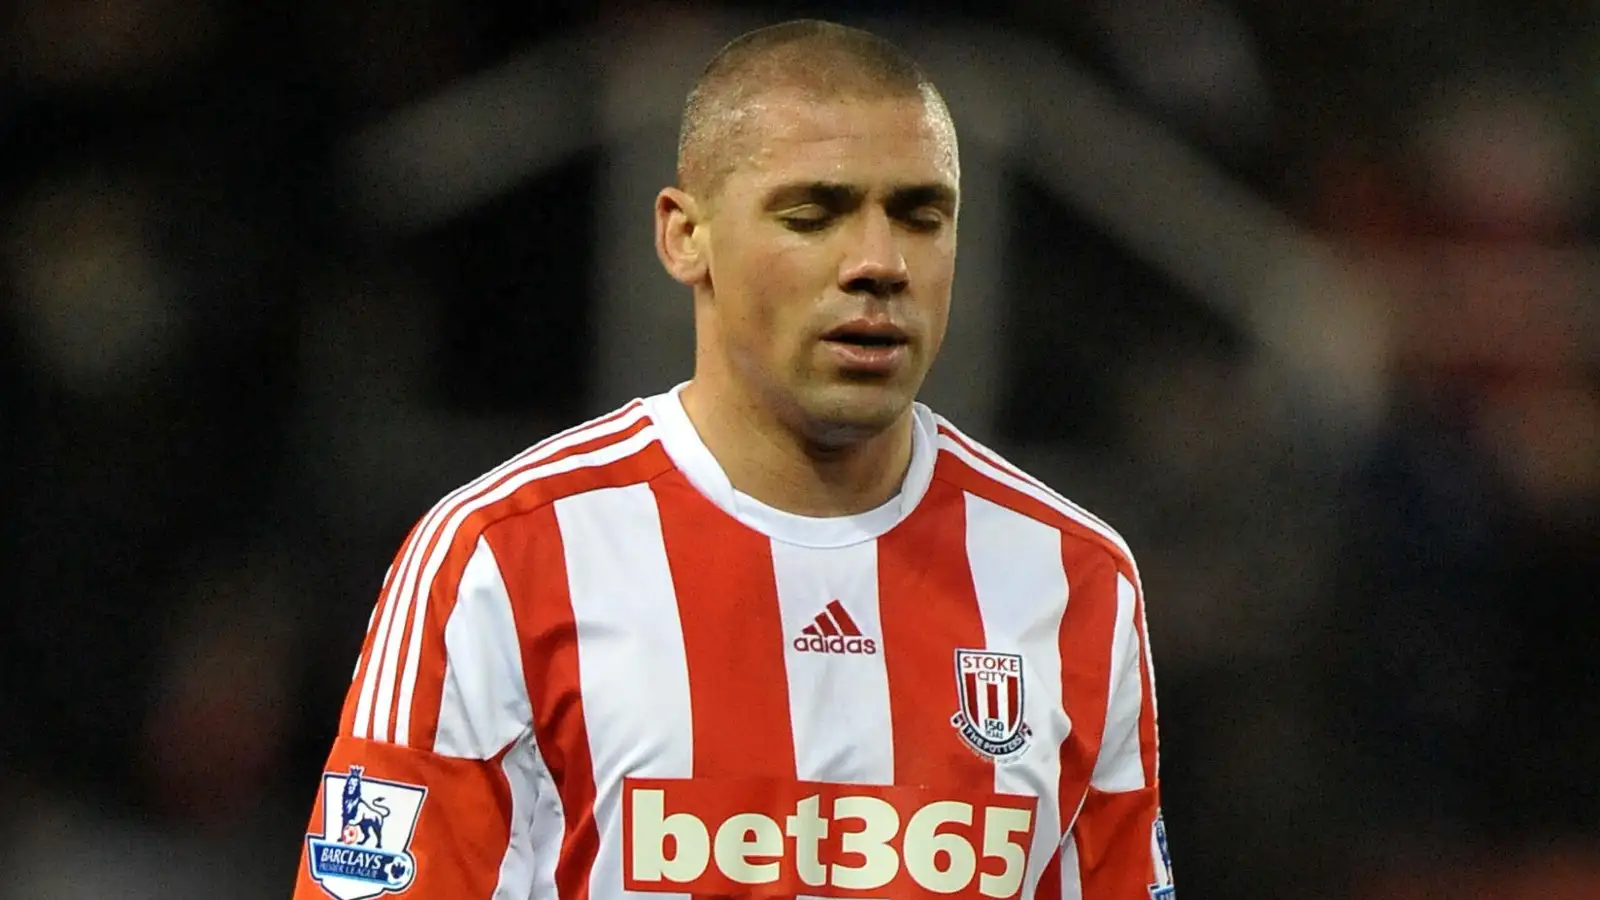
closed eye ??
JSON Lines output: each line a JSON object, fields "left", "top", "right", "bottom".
{"left": 898, "top": 209, "right": 947, "bottom": 233}
{"left": 779, "top": 210, "right": 835, "bottom": 233}
{"left": 887, "top": 186, "right": 956, "bottom": 233}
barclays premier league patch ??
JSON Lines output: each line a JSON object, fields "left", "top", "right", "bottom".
{"left": 1148, "top": 810, "right": 1175, "bottom": 899}
{"left": 306, "top": 766, "right": 427, "bottom": 899}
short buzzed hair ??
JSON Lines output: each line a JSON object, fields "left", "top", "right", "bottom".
{"left": 676, "top": 19, "right": 953, "bottom": 200}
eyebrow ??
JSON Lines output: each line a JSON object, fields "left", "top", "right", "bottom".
{"left": 762, "top": 181, "right": 958, "bottom": 213}
{"left": 885, "top": 183, "right": 958, "bottom": 215}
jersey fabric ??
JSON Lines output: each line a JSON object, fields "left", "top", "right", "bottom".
{"left": 292, "top": 386, "right": 1172, "bottom": 900}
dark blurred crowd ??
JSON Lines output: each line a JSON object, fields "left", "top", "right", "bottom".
{"left": 3, "top": 1, "right": 1596, "bottom": 898}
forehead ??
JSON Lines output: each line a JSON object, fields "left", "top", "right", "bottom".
{"left": 726, "top": 91, "right": 959, "bottom": 193}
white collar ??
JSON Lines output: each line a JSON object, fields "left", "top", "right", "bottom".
{"left": 645, "top": 383, "right": 938, "bottom": 548}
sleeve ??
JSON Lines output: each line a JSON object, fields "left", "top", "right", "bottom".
{"left": 1069, "top": 569, "right": 1174, "bottom": 899}
{"left": 292, "top": 526, "right": 541, "bottom": 900}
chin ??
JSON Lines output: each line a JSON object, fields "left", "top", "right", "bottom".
{"left": 794, "top": 382, "right": 915, "bottom": 449}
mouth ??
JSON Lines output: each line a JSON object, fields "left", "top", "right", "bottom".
{"left": 819, "top": 319, "right": 912, "bottom": 375}
{"left": 820, "top": 320, "right": 910, "bottom": 348}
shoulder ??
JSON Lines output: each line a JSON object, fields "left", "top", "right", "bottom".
{"left": 925, "top": 408, "right": 1141, "bottom": 585}
{"left": 344, "top": 396, "right": 678, "bottom": 749}
{"left": 407, "top": 396, "right": 676, "bottom": 574}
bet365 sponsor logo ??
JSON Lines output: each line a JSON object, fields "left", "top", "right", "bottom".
{"left": 622, "top": 777, "right": 1037, "bottom": 898}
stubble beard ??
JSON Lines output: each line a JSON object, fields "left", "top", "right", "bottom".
{"left": 786, "top": 369, "right": 921, "bottom": 454}
{"left": 721, "top": 334, "right": 923, "bottom": 456}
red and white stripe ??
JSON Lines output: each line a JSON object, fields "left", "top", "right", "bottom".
{"left": 932, "top": 416, "right": 1138, "bottom": 579}
{"left": 319, "top": 396, "right": 1161, "bottom": 900}
{"left": 348, "top": 400, "right": 653, "bottom": 746}
{"left": 929, "top": 416, "right": 1157, "bottom": 900}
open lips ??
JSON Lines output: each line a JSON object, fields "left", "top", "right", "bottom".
{"left": 821, "top": 319, "right": 909, "bottom": 347}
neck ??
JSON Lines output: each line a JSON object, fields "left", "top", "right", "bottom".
{"left": 678, "top": 377, "right": 915, "bottom": 518}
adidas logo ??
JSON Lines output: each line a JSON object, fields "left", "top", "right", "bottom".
{"left": 793, "top": 600, "right": 878, "bottom": 655}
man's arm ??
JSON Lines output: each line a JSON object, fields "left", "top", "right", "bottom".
{"left": 293, "top": 527, "right": 541, "bottom": 900}
{"left": 1068, "top": 570, "right": 1173, "bottom": 898}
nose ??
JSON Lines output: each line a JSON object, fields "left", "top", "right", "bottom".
{"left": 838, "top": 207, "right": 909, "bottom": 298}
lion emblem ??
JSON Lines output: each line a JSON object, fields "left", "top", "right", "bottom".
{"left": 338, "top": 766, "right": 391, "bottom": 847}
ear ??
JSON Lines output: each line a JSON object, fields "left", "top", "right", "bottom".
{"left": 655, "top": 187, "right": 709, "bottom": 286}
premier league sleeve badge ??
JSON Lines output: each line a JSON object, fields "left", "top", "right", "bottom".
{"left": 306, "top": 766, "right": 428, "bottom": 899}
{"left": 1148, "top": 810, "right": 1175, "bottom": 899}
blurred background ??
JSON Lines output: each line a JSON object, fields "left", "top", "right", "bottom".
{"left": 3, "top": 0, "right": 1597, "bottom": 897}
